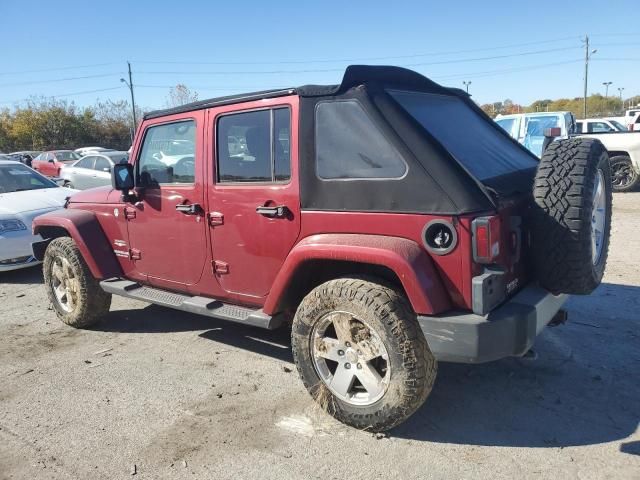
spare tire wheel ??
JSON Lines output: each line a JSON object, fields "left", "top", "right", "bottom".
{"left": 531, "top": 138, "right": 612, "bottom": 295}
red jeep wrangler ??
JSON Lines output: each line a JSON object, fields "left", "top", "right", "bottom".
{"left": 32, "top": 66, "right": 612, "bottom": 431}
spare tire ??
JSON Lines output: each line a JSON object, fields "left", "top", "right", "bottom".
{"left": 531, "top": 138, "right": 612, "bottom": 295}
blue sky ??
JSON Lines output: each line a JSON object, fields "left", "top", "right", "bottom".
{"left": 1, "top": 0, "right": 638, "bottom": 110}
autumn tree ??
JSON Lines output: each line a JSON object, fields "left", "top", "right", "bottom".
{"left": 166, "top": 84, "right": 199, "bottom": 108}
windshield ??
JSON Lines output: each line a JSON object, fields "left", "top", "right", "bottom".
{"left": 0, "top": 163, "right": 58, "bottom": 193}
{"left": 55, "top": 151, "right": 80, "bottom": 162}
{"left": 388, "top": 90, "right": 538, "bottom": 181}
{"left": 610, "top": 120, "right": 627, "bottom": 131}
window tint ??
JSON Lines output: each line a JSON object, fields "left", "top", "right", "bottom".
{"left": 76, "top": 157, "right": 95, "bottom": 169}
{"left": 138, "top": 120, "right": 196, "bottom": 185}
{"left": 55, "top": 151, "right": 80, "bottom": 161}
{"left": 217, "top": 107, "right": 291, "bottom": 183}
{"left": 588, "top": 122, "right": 613, "bottom": 133}
{"left": 94, "top": 157, "right": 111, "bottom": 171}
{"left": 389, "top": 90, "right": 538, "bottom": 174}
{"left": 315, "top": 101, "right": 406, "bottom": 179}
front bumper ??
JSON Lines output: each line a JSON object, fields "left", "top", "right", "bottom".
{"left": 0, "top": 232, "right": 42, "bottom": 271}
{"left": 418, "top": 285, "right": 568, "bottom": 363}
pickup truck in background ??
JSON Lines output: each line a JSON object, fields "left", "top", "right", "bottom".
{"left": 495, "top": 111, "right": 640, "bottom": 192}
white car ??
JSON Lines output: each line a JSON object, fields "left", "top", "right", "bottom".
{"left": 74, "top": 146, "right": 111, "bottom": 157}
{"left": 576, "top": 118, "right": 628, "bottom": 133}
{"left": 495, "top": 111, "right": 575, "bottom": 157}
{"left": 0, "top": 160, "right": 77, "bottom": 271}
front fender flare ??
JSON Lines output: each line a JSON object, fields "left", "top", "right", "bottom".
{"left": 263, "top": 234, "right": 451, "bottom": 315}
{"left": 32, "top": 209, "right": 122, "bottom": 280}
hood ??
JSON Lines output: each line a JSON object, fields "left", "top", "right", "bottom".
{"left": 68, "top": 185, "right": 113, "bottom": 204}
{"left": 0, "top": 187, "right": 77, "bottom": 216}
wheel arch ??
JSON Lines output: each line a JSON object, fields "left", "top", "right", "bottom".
{"left": 263, "top": 234, "right": 451, "bottom": 316}
{"left": 32, "top": 209, "right": 122, "bottom": 279}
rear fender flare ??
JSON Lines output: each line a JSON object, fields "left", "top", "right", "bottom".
{"left": 263, "top": 234, "right": 451, "bottom": 315}
{"left": 32, "top": 209, "right": 122, "bottom": 280}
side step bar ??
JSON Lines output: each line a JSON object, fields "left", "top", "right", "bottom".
{"left": 99, "top": 278, "right": 282, "bottom": 330}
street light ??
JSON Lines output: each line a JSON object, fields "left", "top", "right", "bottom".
{"left": 602, "top": 81, "right": 612, "bottom": 98}
{"left": 463, "top": 81, "right": 472, "bottom": 94}
{"left": 120, "top": 62, "right": 137, "bottom": 137}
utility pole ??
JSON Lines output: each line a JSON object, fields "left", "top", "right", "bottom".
{"left": 463, "top": 81, "right": 471, "bottom": 94}
{"left": 120, "top": 62, "right": 137, "bottom": 138}
{"left": 583, "top": 36, "right": 597, "bottom": 118}
{"left": 618, "top": 87, "right": 625, "bottom": 111}
{"left": 602, "top": 81, "right": 612, "bottom": 98}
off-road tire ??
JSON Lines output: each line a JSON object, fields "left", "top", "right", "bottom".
{"left": 43, "top": 237, "right": 111, "bottom": 328}
{"left": 532, "top": 138, "right": 612, "bottom": 295}
{"left": 610, "top": 155, "right": 640, "bottom": 192}
{"left": 291, "top": 277, "right": 436, "bottom": 432}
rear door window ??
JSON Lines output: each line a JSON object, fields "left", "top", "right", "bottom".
{"left": 315, "top": 100, "right": 407, "bottom": 179}
{"left": 94, "top": 157, "right": 111, "bottom": 171}
{"left": 495, "top": 118, "right": 519, "bottom": 139}
{"left": 76, "top": 157, "right": 95, "bottom": 169}
{"left": 389, "top": 90, "right": 538, "bottom": 177}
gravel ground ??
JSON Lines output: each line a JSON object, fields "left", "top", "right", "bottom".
{"left": 1, "top": 193, "right": 638, "bottom": 480}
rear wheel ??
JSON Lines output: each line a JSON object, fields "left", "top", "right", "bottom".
{"left": 610, "top": 155, "right": 640, "bottom": 192}
{"left": 291, "top": 277, "right": 436, "bottom": 432}
{"left": 43, "top": 237, "right": 111, "bottom": 328}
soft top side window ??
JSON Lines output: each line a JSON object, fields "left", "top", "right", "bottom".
{"left": 315, "top": 100, "right": 407, "bottom": 180}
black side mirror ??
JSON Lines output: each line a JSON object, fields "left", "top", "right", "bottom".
{"left": 112, "top": 163, "right": 134, "bottom": 191}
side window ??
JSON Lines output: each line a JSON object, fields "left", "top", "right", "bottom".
{"left": 94, "top": 157, "right": 111, "bottom": 171}
{"left": 138, "top": 120, "right": 196, "bottom": 185}
{"left": 576, "top": 121, "right": 584, "bottom": 133}
{"left": 216, "top": 107, "right": 291, "bottom": 183}
{"left": 588, "top": 122, "right": 612, "bottom": 133}
{"left": 315, "top": 100, "right": 407, "bottom": 179}
{"left": 76, "top": 157, "right": 95, "bottom": 169}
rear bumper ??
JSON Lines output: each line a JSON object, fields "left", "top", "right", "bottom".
{"left": 418, "top": 285, "right": 568, "bottom": 363}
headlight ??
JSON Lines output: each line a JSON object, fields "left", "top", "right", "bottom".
{"left": 0, "top": 219, "right": 27, "bottom": 233}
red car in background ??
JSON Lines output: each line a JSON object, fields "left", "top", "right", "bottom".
{"left": 32, "top": 150, "right": 81, "bottom": 177}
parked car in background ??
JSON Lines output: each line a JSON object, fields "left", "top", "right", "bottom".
{"left": 8, "top": 151, "right": 42, "bottom": 166}
{"left": 60, "top": 150, "right": 128, "bottom": 189}
{"left": 496, "top": 111, "right": 640, "bottom": 192}
{"left": 495, "top": 111, "right": 575, "bottom": 157}
{"left": 576, "top": 118, "right": 628, "bottom": 133}
{"left": 31, "top": 150, "right": 81, "bottom": 177}
{"left": 74, "top": 146, "right": 112, "bottom": 157}
{"left": 0, "top": 160, "right": 77, "bottom": 271}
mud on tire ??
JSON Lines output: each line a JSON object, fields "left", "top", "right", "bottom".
{"left": 531, "top": 138, "right": 612, "bottom": 295}
{"left": 291, "top": 277, "right": 436, "bottom": 432}
{"left": 43, "top": 237, "right": 111, "bottom": 328}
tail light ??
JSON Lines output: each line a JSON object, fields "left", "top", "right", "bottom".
{"left": 472, "top": 216, "right": 501, "bottom": 264}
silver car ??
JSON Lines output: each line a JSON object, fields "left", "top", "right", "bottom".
{"left": 61, "top": 151, "right": 128, "bottom": 190}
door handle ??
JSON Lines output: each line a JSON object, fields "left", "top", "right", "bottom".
{"left": 256, "top": 205, "right": 289, "bottom": 218}
{"left": 176, "top": 203, "right": 202, "bottom": 215}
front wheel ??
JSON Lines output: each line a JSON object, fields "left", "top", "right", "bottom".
{"left": 291, "top": 277, "right": 436, "bottom": 432}
{"left": 43, "top": 237, "right": 111, "bottom": 328}
{"left": 610, "top": 155, "right": 640, "bottom": 192}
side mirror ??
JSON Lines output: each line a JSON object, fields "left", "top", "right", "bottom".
{"left": 48, "top": 158, "right": 55, "bottom": 163}
{"left": 112, "top": 163, "right": 134, "bottom": 191}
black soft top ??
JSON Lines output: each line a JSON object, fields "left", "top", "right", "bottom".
{"left": 144, "top": 65, "right": 463, "bottom": 120}
{"left": 145, "top": 66, "right": 538, "bottom": 215}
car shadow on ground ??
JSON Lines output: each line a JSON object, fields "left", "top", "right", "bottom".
{"left": 95, "top": 304, "right": 293, "bottom": 363}
{"left": 93, "top": 282, "right": 638, "bottom": 449}
{"left": 0, "top": 265, "right": 43, "bottom": 285}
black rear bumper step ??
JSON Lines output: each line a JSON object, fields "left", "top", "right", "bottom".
{"left": 99, "top": 278, "right": 281, "bottom": 329}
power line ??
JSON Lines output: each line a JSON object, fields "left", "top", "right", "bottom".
{"left": 0, "top": 73, "right": 121, "bottom": 88}
{"left": 0, "top": 87, "right": 123, "bottom": 105}
{"left": 133, "top": 36, "right": 581, "bottom": 66}
{"left": 0, "top": 62, "right": 120, "bottom": 76}
{"left": 433, "top": 59, "right": 583, "bottom": 80}
{"left": 135, "top": 46, "right": 581, "bottom": 76}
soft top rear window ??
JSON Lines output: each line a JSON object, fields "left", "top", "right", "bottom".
{"left": 388, "top": 90, "right": 538, "bottom": 181}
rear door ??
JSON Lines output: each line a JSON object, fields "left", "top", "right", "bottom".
{"left": 206, "top": 96, "right": 300, "bottom": 300}
{"left": 70, "top": 156, "right": 96, "bottom": 189}
{"left": 91, "top": 156, "right": 113, "bottom": 188}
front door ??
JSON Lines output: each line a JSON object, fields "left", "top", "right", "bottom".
{"left": 207, "top": 98, "right": 301, "bottom": 300}
{"left": 126, "top": 113, "right": 207, "bottom": 287}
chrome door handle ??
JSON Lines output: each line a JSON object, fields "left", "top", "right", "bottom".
{"left": 176, "top": 203, "right": 202, "bottom": 215}
{"left": 256, "top": 205, "right": 289, "bottom": 218}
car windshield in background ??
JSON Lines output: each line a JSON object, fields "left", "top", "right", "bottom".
{"left": 521, "top": 115, "right": 560, "bottom": 157}
{"left": 610, "top": 120, "right": 627, "bottom": 131}
{"left": 388, "top": 90, "right": 538, "bottom": 181}
{"left": 55, "top": 151, "right": 80, "bottom": 161}
{"left": 0, "top": 163, "right": 58, "bottom": 193}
